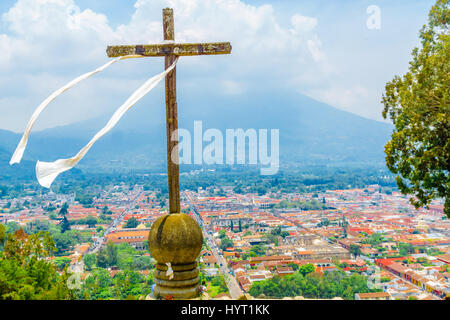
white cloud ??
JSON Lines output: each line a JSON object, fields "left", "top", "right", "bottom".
{"left": 307, "top": 37, "right": 325, "bottom": 62}
{"left": 314, "top": 85, "right": 369, "bottom": 108}
{"left": 291, "top": 14, "right": 317, "bottom": 34}
{"left": 0, "top": 0, "right": 116, "bottom": 71}
{"left": 222, "top": 80, "right": 245, "bottom": 95}
{"left": 305, "top": 85, "right": 388, "bottom": 121}
{"left": 0, "top": 0, "right": 326, "bottom": 70}
{"left": 0, "top": 0, "right": 329, "bottom": 131}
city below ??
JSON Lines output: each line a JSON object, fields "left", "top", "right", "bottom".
{"left": 1, "top": 180, "right": 448, "bottom": 300}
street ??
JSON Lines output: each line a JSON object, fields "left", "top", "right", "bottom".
{"left": 88, "top": 187, "right": 143, "bottom": 254}
{"left": 186, "top": 194, "right": 244, "bottom": 299}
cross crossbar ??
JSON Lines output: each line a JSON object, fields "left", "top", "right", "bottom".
{"left": 107, "top": 8, "right": 231, "bottom": 214}
{"left": 106, "top": 42, "right": 231, "bottom": 57}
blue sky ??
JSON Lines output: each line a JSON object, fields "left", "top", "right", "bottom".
{"left": 0, "top": 0, "right": 435, "bottom": 132}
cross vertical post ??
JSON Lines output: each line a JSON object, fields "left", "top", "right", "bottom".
{"left": 163, "top": 8, "right": 180, "bottom": 214}
{"left": 106, "top": 7, "right": 231, "bottom": 299}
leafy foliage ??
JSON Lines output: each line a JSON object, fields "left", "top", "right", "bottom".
{"left": 59, "top": 202, "right": 68, "bottom": 216}
{"left": 382, "top": 0, "right": 450, "bottom": 217}
{"left": 0, "top": 224, "right": 5, "bottom": 245}
{"left": 349, "top": 244, "right": 362, "bottom": 257}
{"left": 83, "top": 253, "right": 96, "bottom": 271}
{"left": 398, "top": 242, "right": 415, "bottom": 256}
{"left": 124, "top": 217, "right": 139, "bottom": 229}
{"left": 96, "top": 241, "right": 118, "bottom": 268}
{"left": 219, "top": 236, "right": 233, "bottom": 251}
{"left": 60, "top": 216, "right": 71, "bottom": 233}
{"left": 273, "top": 199, "right": 329, "bottom": 210}
{"left": 0, "top": 226, "right": 75, "bottom": 300}
{"left": 361, "top": 233, "right": 386, "bottom": 245}
{"left": 298, "top": 263, "right": 315, "bottom": 276}
{"left": 249, "top": 270, "right": 379, "bottom": 300}
{"left": 79, "top": 268, "right": 152, "bottom": 300}
{"left": 75, "top": 193, "right": 95, "bottom": 206}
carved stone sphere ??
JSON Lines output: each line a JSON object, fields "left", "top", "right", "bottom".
{"left": 148, "top": 213, "right": 203, "bottom": 265}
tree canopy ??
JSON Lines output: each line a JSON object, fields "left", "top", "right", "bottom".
{"left": 59, "top": 202, "right": 68, "bottom": 216}
{"left": 219, "top": 236, "right": 233, "bottom": 251}
{"left": 0, "top": 226, "right": 75, "bottom": 300}
{"left": 124, "top": 217, "right": 139, "bottom": 229}
{"left": 249, "top": 270, "right": 379, "bottom": 300}
{"left": 382, "top": 0, "right": 450, "bottom": 217}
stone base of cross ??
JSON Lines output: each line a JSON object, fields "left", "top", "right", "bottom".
{"left": 107, "top": 8, "right": 231, "bottom": 299}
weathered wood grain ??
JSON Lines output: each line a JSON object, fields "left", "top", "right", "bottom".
{"left": 163, "top": 8, "right": 180, "bottom": 214}
{"left": 106, "top": 42, "right": 231, "bottom": 57}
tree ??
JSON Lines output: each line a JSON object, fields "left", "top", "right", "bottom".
{"left": 248, "top": 269, "right": 379, "bottom": 300}
{"left": 0, "top": 224, "right": 5, "bottom": 246}
{"left": 83, "top": 253, "right": 96, "bottom": 271}
{"left": 287, "top": 262, "right": 299, "bottom": 271}
{"left": 5, "top": 222, "right": 20, "bottom": 234}
{"left": 80, "top": 268, "right": 152, "bottom": 300}
{"left": 398, "top": 242, "right": 415, "bottom": 256}
{"left": 24, "top": 220, "right": 50, "bottom": 234}
{"left": 382, "top": 0, "right": 450, "bottom": 217}
{"left": 96, "top": 250, "right": 108, "bottom": 268}
{"left": 233, "top": 185, "right": 243, "bottom": 194}
{"left": 250, "top": 245, "right": 266, "bottom": 256}
{"left": 349, "top": 244, "right": 362, "bottom": 258}
{"left": 264, "top": 233, "right": 279, "bottom": 246}
{"left": 52, "top": 233, "right": 74, "bottom": 255}
{"left": 84, "top": 216, "right": 97, "bottom": 228}
{"left": 257, "top": 186, "right": 267, "bottom": 196}
{"left": 218, "top": 230, "right": 227, "bottom": 239}
{"left": 131, "top": 256, "right": 153, "bottom": 270}
{"left": 280, "top": 231, "right": 290, "bottom": 238}
{"left": 0, "top": 229, "right": 75, "bottom": 299}
{"left": 76, "top": 193, "right": 94, "bottom": 206}
{"left": 80, "top": 268, "right": 113, "bottom": 299}
{"left": 102, "top": 206, "right": 112, "bottom": 215}
{"left": 125, "top": 217, "right": 139, "bottom": 229}
{"left": 59, "top": 202, "right": 68, "bottom": 216}
{"left": 0, "top": 185, "right": 8, "bottom": 199}
{"left": 105, "top": 241, "right": 118, "bottom": 266}
{"left": 54, "top": 257, "right": 72, "bottom": 271}
{"left": 362, "top": 233, "right": 385, "bottom": 245}
{"left": 60, "top": 216, "right": 71, "bottom": 233}
{"left": 271, "top": 226, "right": 282, "bottom": 236}
{"left": 219, "top": 237, "right": 233, "bottom": 251}
{"left": 299, "top": 263, "right": 315, "bottom": 276}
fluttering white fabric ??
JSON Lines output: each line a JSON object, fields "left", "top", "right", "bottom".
{"left": 9, "top": 55, "right": 143, "bottom": 166}
{"left": 34, "top": 57, "right": 178, "bottom": 188}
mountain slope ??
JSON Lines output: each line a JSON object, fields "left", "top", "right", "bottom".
{"left": 0, "top": 89, "right": 392, "bottom": 173}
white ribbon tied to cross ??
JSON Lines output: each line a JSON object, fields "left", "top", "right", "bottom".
{"left": 10, "top": 55, "right": 178, "bottom": 188}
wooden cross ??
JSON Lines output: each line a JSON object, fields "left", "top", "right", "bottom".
{"left": 107, "top": 8, "right": 231, "bottom": 214}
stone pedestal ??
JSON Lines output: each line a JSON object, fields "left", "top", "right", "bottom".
{"left": 153, "top": 262, "right": 200, "bottom": 299}
{"left": 148, "top": 213, "right": 203, "bottom": 300}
